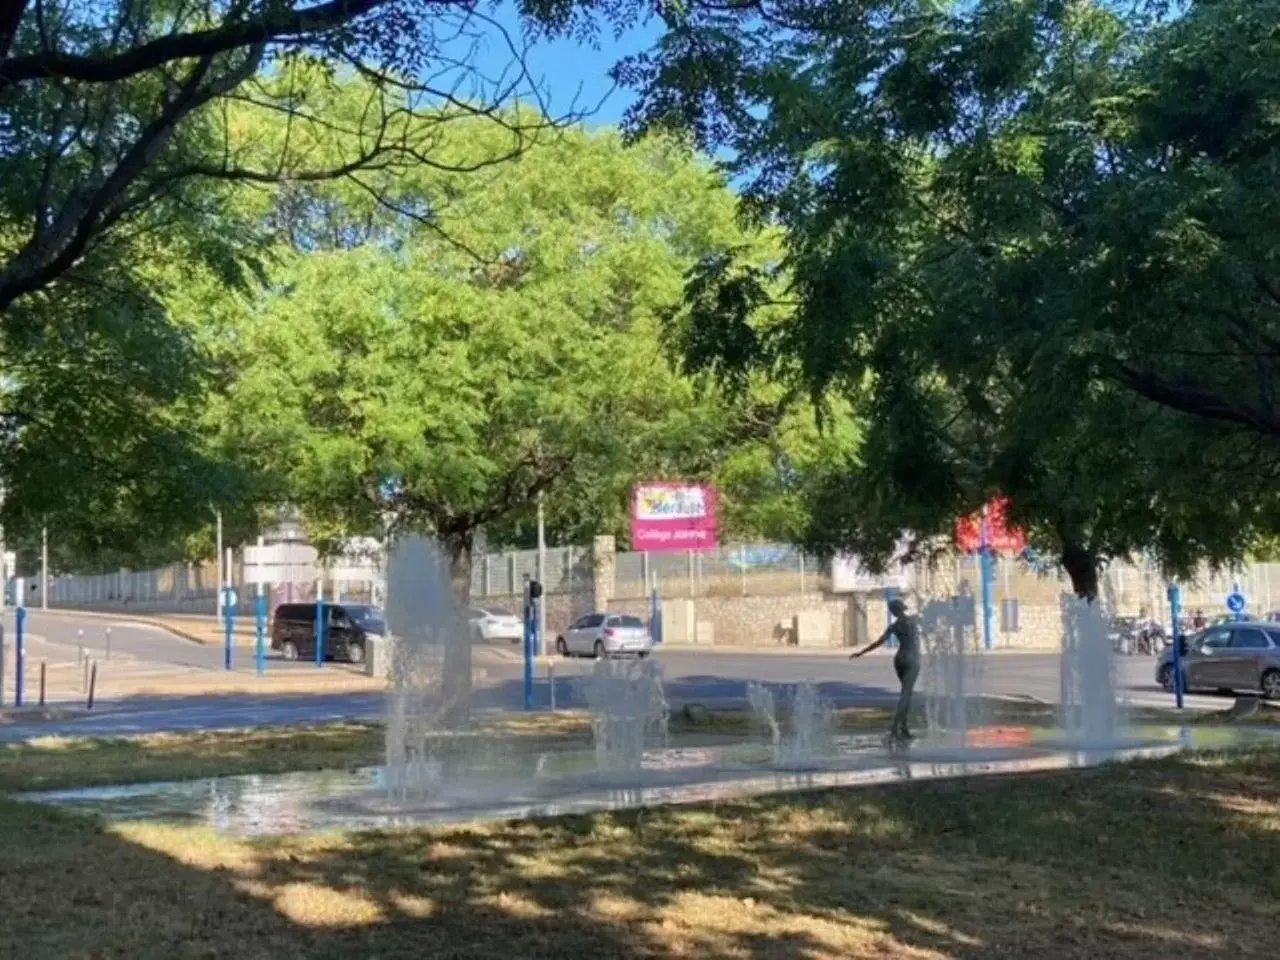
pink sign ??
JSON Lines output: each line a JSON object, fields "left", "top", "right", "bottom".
{"left": 631, "top": 482, "right": 718, "bottom": 552}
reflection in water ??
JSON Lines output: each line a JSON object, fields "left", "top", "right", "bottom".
{"left": 24, "top": 725, "right": 1280, "bottom": 837}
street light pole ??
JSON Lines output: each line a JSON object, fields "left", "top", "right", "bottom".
{"left": 215, "top": 509, "right": 223, "bottom": 618}
{"left": 41, "top": 525, "right": 48, "bottom": 610}
{"left": 536, "top": 493, "right": 547, "bottom": 652}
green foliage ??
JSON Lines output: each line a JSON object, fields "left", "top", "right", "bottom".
{"left": 208, "top": 120, "right": 809, "bottom": 560}
{"left": 628, "top": 0, "right": 1280, "bottom": 594}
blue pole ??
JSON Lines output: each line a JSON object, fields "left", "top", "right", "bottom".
{"left": 314, "top": 598, "right": 326, "bottom": 667}
{"left": 15, "top": 607, "right": 25, "bottom": 707}
{"left": 255, "top": 591, "right": 267, "bottom": 675}
{"left": 884, "top": 585, "right": 898, "bottom": 649}
{"left": 1169, "top": 583, "right": 1184, "bottom": 709}
{"left": 979, "top": 515, "right": 994, "bottom": 652}
{"left": 1233, "top": 581, "right": 1244, "bottom": 622}
{"left": 522, "top": 590, "right": 534, "bottom": 710}
{"left": 223, "top": 590, "right": 234, "bottom": 671}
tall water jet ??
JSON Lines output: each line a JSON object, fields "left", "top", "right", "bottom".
{"left": 383, "top": 536, "right": 471, "bottom": 804}
{"left": 1059, "top": 594, "right": 1121, "bottom": 744}
{"left": 746, "top": 682, "right": 782, "bottom": 757}
{"left": 746, "top": 680, "right": 833, "bottom": 766}
{"left": 580, "top": 657, "right": 669, "bottom": 777}
{"left": 918, "top": 588, "right": 985, "bottom": 745}
{"left": 780, "top": 681, "right": 834, "bottom": 766}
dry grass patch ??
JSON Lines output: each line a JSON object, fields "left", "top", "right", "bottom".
{"left": 4, "top": 748, "right": 1280, "bottom": 958}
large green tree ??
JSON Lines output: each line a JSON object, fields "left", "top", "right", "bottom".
{"left": 205, "top": 122, "right": 774, "bottom": 590}
{"left": 0, "top": 0, "right": 665, "bottom": 571}
{"left": 623, "top": 0, "right": 1280, "bottom": 596}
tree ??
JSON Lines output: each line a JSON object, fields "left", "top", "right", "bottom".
{"left": 0, "top": 0, "right": 656, "bottom": 570}
{"left": 205, "top": 122, "right": 760, "bottom": 593}
{"left": 0, "top": 0, "right": 650, "bottom": 314}
{"left": 620, "top": 0, "right": 1280, "bottom": 596}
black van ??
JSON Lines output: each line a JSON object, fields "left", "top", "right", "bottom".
{"left": 270, "top": 603, "right": 385, "bottom": 664}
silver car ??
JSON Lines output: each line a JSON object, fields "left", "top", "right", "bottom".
{"left": 555, "top": 612, "right": 653, "bottom": 658}
{"left": 1156, "top": 622, "right": 1280, "bottom": 699}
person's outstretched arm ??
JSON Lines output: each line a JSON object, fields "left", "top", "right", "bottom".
{"left": 850, "top": 626, "right": 892, "bottom": 659}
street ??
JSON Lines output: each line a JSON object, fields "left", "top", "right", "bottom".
{"left": 0, "top": 609, "right": 1224, "bottom": 742}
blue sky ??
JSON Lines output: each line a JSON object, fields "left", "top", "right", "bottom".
{"left": 464, "top": 2, "right": 665, "bottom": 129}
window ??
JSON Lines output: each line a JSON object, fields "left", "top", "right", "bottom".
{"left": 608, "top": 616, "right": 646, "bottom": 628}
{"left": 1230, "top": 628, "right": 1273, "bottom": 650}
{"left": 1200, "top": 628, "right": 1232, "bottom": 650}
{"left": 587, "top": 614, "right": 606, "bottom": 628}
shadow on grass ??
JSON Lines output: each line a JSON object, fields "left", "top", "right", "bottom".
{"left": 5, "top": 749, "right": 1280, "bottom": 958}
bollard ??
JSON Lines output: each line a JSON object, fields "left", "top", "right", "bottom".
{"left": 87, "top": 661, "right": 98, "bottom": 710}
{"left": 77, "top": 629, "right": 84, "bottom": 662}
{"left": 104, "top": 626, "right": 112, "bottom": 661}
{"left": 255, "top": 591, "right": 267, "bottom": 676}
{"left": 82, "top": 657, "right": 90, "bottom": 694}
{"left": 314, "top": 598, "right": 326, "bottom": 668}
{"left": 39, "top": 661, "right": 46, "bottom": 706}
{"left": 548, "top": 659, "right": 557, "bottom": 711}
{"left": 15, "top": 606, "right": 25, "bottom": 707}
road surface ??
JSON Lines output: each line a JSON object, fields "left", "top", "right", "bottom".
{"left": 10, "top": 610, "right": 226, "bottom": 670}
{"left": 0, "top": 609, "right": 1225, "bottom": 742}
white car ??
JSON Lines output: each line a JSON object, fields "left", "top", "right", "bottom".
{"left": 469, "top": 607, "right": 524, "bottom": 644}
{"left": 556, "top": 612, "right": 654, "bottom": 658}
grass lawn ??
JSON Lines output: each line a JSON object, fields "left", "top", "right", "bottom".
{"left": 1, "top": 712, "right": 1279, "bottom": 958}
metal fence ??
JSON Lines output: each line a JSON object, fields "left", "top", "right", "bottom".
{"left": 613, "top": 543, "right": 824, "bottom": 599}
{"left": 469, "top": 545, "right": 592, "bottom": 598}
{"left": 36, "top": 537, "right": 1280, "bottom": 624}
{"left": 47, "top": 560, "right": 227, "bottom": 613}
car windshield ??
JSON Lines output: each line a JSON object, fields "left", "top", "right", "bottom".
{"left": 344, "top": 605, "right": 385, "bottom": 631}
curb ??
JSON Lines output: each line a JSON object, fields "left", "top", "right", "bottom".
{"left": 652, "top": 643, "right": 1063, "bottom": 656}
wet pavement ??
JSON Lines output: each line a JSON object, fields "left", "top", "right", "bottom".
{"left": 24, "top": 724, "right": 1280, "bottom": 835}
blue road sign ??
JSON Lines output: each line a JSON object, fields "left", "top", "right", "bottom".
{"left": 1226, "top": 591, "right": 1246, "bottom": 614}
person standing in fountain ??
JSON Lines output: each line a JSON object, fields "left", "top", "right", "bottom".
{"left": 850, "top": 598, "right": 920, "bottom": 743}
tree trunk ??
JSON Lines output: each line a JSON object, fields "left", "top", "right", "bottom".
{"left": 1060, "top": 542, "right": 1099, "bottom": 601}
{"left": 440, "top": 532, "right": 473, "bottom": 728}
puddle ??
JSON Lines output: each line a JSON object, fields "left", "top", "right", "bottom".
{"left": 24, "top": 724, "right": 1280, "bottom": 835}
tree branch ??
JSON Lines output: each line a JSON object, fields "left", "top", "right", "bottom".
{"left": 0, "top": 45, "right": 266, "bottom": 313}
{"left": 0, "top": 0, "right": 392, "bottom": 93}
{"left": 1115, "top": 364, "right": 1280, "bottom": 439}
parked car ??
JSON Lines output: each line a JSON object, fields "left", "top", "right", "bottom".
{"left": 270, "top": 602, "right": 385, "bottom": 665}
{"left": 555, "top": 612, "right": 653, "bottom": 658}
{"left": 1156, "top": 622, "right": 1280, "bottom": 699}
{"left": 468, "top": 606, "right": 524, "bottom": 644}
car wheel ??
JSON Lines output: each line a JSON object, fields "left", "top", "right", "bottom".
{"left": 1157, "top": 664, "right": 1175, "bottom": 693}
{"left": 555, "top": 637, "right": 568, "bottom": 657}
{"left": 1262, "top": 669, "right": 1280, "bottom": 701}
{"left": 594, "top": 639, "right": 605, "bottom": 659}
{"left": 280, "top": 641, "right": 299, "bottom": 662}
{"left": 347, "top": 642, "right": 365, "bottom": 666}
